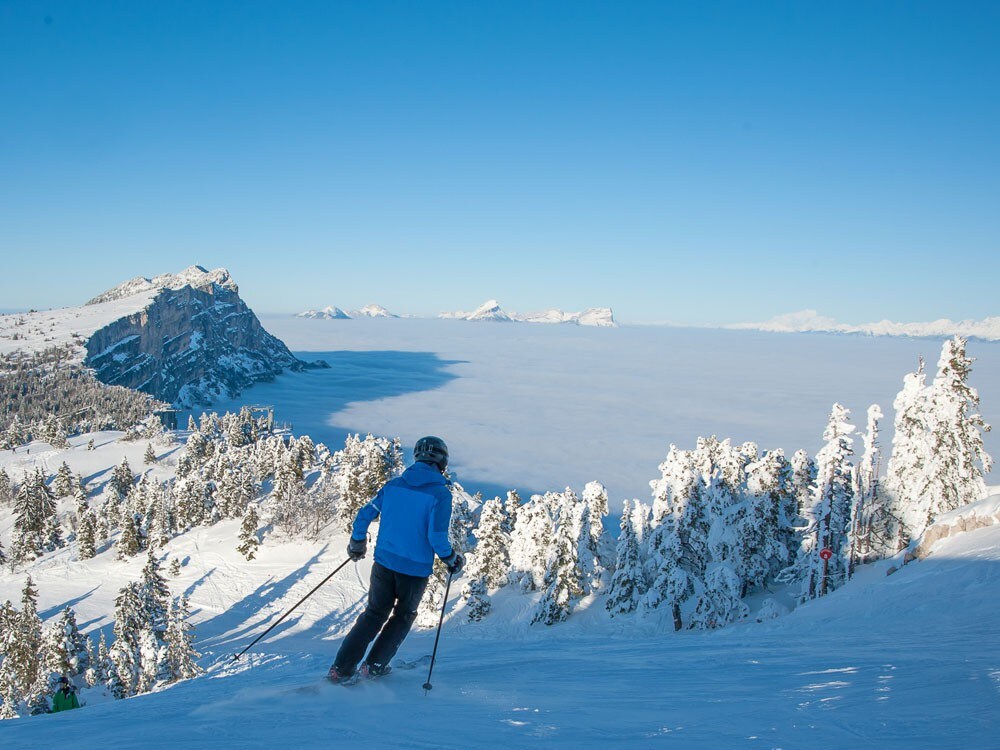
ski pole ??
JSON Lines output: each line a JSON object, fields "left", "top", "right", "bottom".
{"left": 232, "top": 556, "right": 352, "bottom": 663}
{"left": 422, "top": 572, "right": 453, "bottom": 692}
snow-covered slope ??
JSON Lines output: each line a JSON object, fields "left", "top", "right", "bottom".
{"left": 2, "top": 432, "right": 998, "bottom": 748}
{"left": 731, "top": 309, "right": 1000, "bottom": 341}
{"left": 0, "top": 266, "right": 309, "bottom": 406}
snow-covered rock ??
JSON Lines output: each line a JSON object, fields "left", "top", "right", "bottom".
{"left": 0, "top": 265, "right": 312, "bottom": 407}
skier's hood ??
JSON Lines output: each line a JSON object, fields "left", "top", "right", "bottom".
{"left": 400, "top": 461, "right": 448, "bottom": 488}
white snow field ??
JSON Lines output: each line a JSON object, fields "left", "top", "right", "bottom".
{"left": 1, "top": 447, "right": 999, "bottom": 748}
{"left": 211, "top": 316, "right": 1000, "bottom": 507}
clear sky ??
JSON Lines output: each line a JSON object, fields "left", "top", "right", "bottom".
{"left": 2, "top": 1, "right": 998, "bottom": 324}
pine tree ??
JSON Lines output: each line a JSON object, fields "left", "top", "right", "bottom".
{"left": 468, "top": 498, "right": 511, "bottom": 589}
{"left": 110, "top": 457, "right": 136, "bottom": 501}
{"left": 0, "top": 467, "right": 12, "bottom": 507}
{"left": 116, "top": 513, "right": 143, "bottom": 559}
{"left": 460, "top": 498, "right": 510, "bottom": 621}
{"left": 606, "top": 500, "right": 645, "bottom": 616}
{"left": 886, "top": 338, "right": 992, "bottom": 544}
{"left": 849, "top": 404, "right": 897, "bottom": 568}
{"left": 12, "top": 577, "right": 43, "bottom": 710}
{"left": 144, "top": 443, "right": 157, "bottom": 465}
{"left": 39, "top": 606, "right": 90, "bottom": 680}
{"left": 53, "top": 462, "right": 75, "bottom": 498}
{"left": 782, "top": 405, "right": 856, "bottom": 600}
{"left": 237, "top": 505, "right": 261, "bottom": 561}
{"left": 508, "top": 495, "right": 556, "bottom": 591}
{"left": 502, "top": 489, "right": 521, "bottom": 533}
{"left": 532, "top": 500, "right": 585, "bottom": 625}
{"left": 11, "top": 468, "right": 58, "bottom": 564}
{"left": 108, "top": 582, "right": 145, "bottom": 698}
{"left": 416, "top": 559, "right": 449, "bottom": 629}
{"left": 0, "top": 600, "right": 23, "bottom": 718}
{"left": 163, "top": 596, "right": 201, "bottom": 681}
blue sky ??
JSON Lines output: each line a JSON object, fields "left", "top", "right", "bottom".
{"left": 1, "top": 1, "right": 998, "bottom": 324}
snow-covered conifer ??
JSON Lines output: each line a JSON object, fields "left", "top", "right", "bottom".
{"left": 606, "top": 500, "right": 645, "bottom": 616}
{"left": 77, "top": 509, "right": 97, "bottom": 560}
{"left": 887, "top": 338, "right": 992, "bottom": 544}
{"left": 532, "top": 500, "right": 585, "bottom": 625}
{"left": 237, "top": 505, "right": 261, "bottom": 561}
{"left": 108, "top": 582, "right": 145, "bottom": 698}
{"left": 11, "top": 468, "right": 58, "bottom": 564}
{"left": 0, "top": 467, "right": 12, "bottom": 506}
{"left": 39, "top": 606, "right": 90, "bottom": 680}
{"left": 783, "top": 404, "right": 856, "bottom": 600}
{"left": 163, "top": 596, "right": 201, "bottom": 682}
{"left": 144, "top": 442, "right": 157, "bottom": 464}
{"left": 53, "top": 461, "right": 75, "bottom": 498}
{"left": 116, "top": 513, "right": 143, "bottom": 559}
{"left": 503, "top": 489, "right": 522, "bottom": 532}
{"left": 469, "top": 498, "right": 511, "bottom": 589}
{"left": 508, "top": 495, "right": 556, "bottom": 591}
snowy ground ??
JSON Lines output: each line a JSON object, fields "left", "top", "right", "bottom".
{"left": 206, "top": 317, "right": 1000, "bottom": 507}
{"left": 2, "top": 451, "right": 998, "bottom": 747}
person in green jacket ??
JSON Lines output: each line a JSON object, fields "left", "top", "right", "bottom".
{"left": 52, "top": 676, "right": 80, "bottom": 712}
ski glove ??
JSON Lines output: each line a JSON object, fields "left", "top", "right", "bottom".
{"left": 347, "top": 537, "right": 367, "bottom": 561}
{"left": 442, "top": 550, "right": 465, "bottom": 575}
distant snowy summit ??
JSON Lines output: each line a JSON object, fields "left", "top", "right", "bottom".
{"left": 87, "top": 266, "right": 239, "bottom": 304}
{"left": 441, "top": 300, "right": 617, "bottom": 327}
{"left": 297, "top": 303, "right": 397, "bottom": 320}
{"left": 729, "top": 309, "right": 1000, "bottom": 342}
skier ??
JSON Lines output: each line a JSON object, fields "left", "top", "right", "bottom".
{"left": 327, "top": 436, "right": 464, "bottom": 683}
{"left": 52, "top": 676, "right": 80, "bottom": 712}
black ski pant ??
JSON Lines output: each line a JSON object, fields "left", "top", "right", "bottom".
{"left": 334, "top": 561, "right": 429, "bottom": 674}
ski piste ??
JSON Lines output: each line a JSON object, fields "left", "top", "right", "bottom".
{"left": 326, "top": 655, "right": 432, "bottom": 686}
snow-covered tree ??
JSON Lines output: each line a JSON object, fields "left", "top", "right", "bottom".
{"left": 886, "top": 338, "right": 992, "bottom": 544}
{"left": 508, "top": 495, "right": 556, "bottom": 591}
{"left": 39, "top": 606, "right": 90, "bottom": 681}
{"left": 11, "top": 468, "right": 59, "bottom": 564}
{"left": 782, "top": 404, "right": 856, "bottom": 601}
{"left": 52, "top": 462, "right": 75, "bottom": 498}
{"left": 0, "top": 468, "right": 13, "bottom": 506}
{"left": 237, "top": 505, "right": 261, "bottom": 561}
{"left": 163, "top": 596, "right": 201, "bottom": 682}
{"left": 144, "top": 443, "right": 157, "bottom": 464}
{"left": 606, "top": 499, "right": 646, "bottom": 616}
{"left": 532, "top": 499, "right": 585, "bottom": 626}
{"left": 461, "top": 497, "right": 511, "bottom": 621}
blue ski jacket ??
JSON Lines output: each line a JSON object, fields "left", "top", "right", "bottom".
{"left": 351, "top": 461, "right": 454, "bottom": 577}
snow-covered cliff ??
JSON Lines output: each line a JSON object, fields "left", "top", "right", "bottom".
{"left": 0, "top": 266, "right": 312, "bottom": 406}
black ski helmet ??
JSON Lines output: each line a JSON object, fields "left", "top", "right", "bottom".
{"left": 414, "top": 436, "right": 448, "bottom": 471}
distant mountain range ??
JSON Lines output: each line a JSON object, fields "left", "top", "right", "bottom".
{"left": 441, "top": 300, "right": 617, "bottom": 327}
{"left": 297, "top": 304, "right": 396, "bottom": 320}
{"left": 728, "top": 310, "right": 1000, "bottom": 342}
{"left": 297, "top": 299, "right": 617, "bottom": 327}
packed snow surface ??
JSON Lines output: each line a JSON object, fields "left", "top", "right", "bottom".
{"left": 208, "top": 317, "right": 1000, "bottom": 506}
